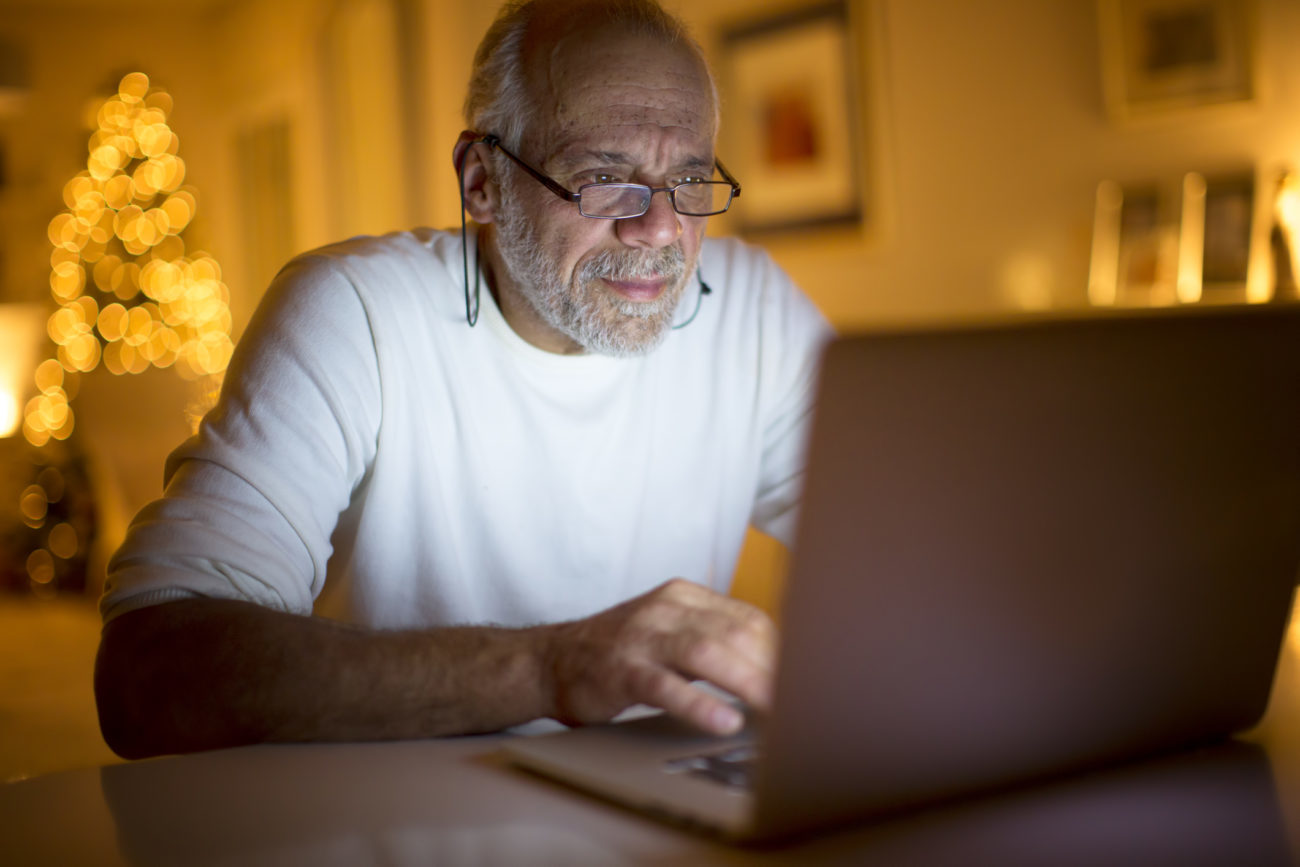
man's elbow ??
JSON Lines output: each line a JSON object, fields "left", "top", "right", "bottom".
{"left": 94, "top": 614, "right": 158, "bottom": 759}
{"left": 94, "top": 598, "right": 274, "bottom": 758}
{"left": 94, "top": 604, "right": 201, "bottom": 760}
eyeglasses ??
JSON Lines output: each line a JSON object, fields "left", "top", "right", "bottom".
{"left": 478, "top": 134, "right": 741, "bottom": 219}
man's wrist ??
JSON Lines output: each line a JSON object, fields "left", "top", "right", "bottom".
{"left": 525, "top": 621, "right": 564, "bottom": 723}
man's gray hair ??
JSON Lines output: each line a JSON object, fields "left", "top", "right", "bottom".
{"left": 464, "top": 0, "right": 713, "bottom": 153}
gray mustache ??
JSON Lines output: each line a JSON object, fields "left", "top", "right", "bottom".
{"left": 582, "top": 246, "right": 686, "bottom": 282}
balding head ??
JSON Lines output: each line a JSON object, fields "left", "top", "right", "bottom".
{"left": 456, "top": 0, "right": 723, "bottom": 358}
{"left": 464, "top": 0, "right": 717, "bottom": 154}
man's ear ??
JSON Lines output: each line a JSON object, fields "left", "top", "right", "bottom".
{"left": 452, "top": 131, "right": 499, "bottom": 224}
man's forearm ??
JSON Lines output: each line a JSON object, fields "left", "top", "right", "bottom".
{"left": 94, "top": 597, "right": 554, "bottom": 759}
{"left": 96, "top": 579, "right": 774, "bottom": 759}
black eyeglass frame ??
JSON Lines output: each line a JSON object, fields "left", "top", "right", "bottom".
{"left": 477, "top": 133, "right": 742, "bottom": 219}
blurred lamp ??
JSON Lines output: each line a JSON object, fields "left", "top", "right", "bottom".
{"left": 0, "top": 303, "right": 45, "bottom": 437}
{"left": 1276, "top": 171, "right": 1300, "bottom": 279}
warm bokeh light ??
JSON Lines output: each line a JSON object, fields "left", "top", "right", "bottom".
{"left": 0, "top": 391, "right": 18, "bottom": 438}
{"left": 48, "top": 522, "right": 79, "bottom": 560}
{"left": 1176, "top": 173, "right": 1206, "bottom": 304}
{"left": 0, "top": 304, "right": 47, "bottom": 438}
{"left": 27, "top": 71, "right": 233, "bottom": 446}
{"left": 1087, "top": 180, "right": 1122, "bottom": 306}
{"left": 19, "top": 485, "right": 48, "bottom": 527}
{"left": 1277, "top": 170, "right": 1300, "bottom": 286}
{"left": 26, "top": 548, "right": 56, "bottom": 585}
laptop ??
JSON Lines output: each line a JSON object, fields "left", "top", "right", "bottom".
{"left": 502, "top": 304, "right": 1300, "bottom": 843}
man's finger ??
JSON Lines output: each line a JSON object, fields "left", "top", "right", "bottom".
{"left": 629, "top": 663, "right": 745, "bottom": 735}
{"left": 657, "top": 628, "right": 774, "bottom": 712}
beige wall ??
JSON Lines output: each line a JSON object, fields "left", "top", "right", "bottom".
{"left": 416, "top": 0, "right": 1300, "bottom": 328}
{"left": 2, "top": 0, "right": 1298, "bottom": 601}
{"left": 695, "top": 0, "right": 1300, "bottom": 328}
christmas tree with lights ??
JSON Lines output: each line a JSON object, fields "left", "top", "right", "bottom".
{"left": 29, "top": 71, "right": 233, "bottom": 447}
{"left": 4, "top": 72, "right": 235, "bottom": 595}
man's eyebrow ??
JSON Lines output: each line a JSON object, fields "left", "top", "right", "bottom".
{"left": 548, "top": 149, "right": 715, "bottom": 175}
{"left": 548, "top": 150, "right": 633, "bottom": 172}
{"left": 676, "top": 155, "right": 715, "bottom": 173}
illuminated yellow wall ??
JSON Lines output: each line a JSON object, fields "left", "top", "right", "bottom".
{"left": 3, "top": 0, "right": 1300, "bottom": 604}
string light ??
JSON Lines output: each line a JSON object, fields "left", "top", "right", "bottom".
{"left": 28, "top": 72, "right": 234, "bottom": 447}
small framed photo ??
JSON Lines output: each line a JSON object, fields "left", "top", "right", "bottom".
{"left": 1112, "top": 187, "right": 1175, "bottom": 301}
{"left": 1116, "top": 185, "right": 1180, "bottom": 305}
{"left": 1090, "top": 172, "right": 1263, "bottom": 306}
{"left": 1098, "top": 0, "right": 1256, "bottom": 119}
{"left": 720, "top": 0, "right": 862, "bottom": 234}
{"left": 1090, "top": 180, "right": 1181, "bottom": 306}
{"left": 1199, "top": 173, "right": 1255, "bottom": 290}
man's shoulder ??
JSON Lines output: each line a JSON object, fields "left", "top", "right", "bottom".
{"left": 693, "top": 234, "right": 830, "bottom": 355}
{"left": 271, "top": 227, "right": 464, "bottom": 310}
{"left": 698, "top": 235, "right": 800, "bottom": 300}
{"left": 290, "top": 227, "right": 461, "bottom": 274}
{"left": 700, "top": 234, "right": 775, "bottom": 270}
{"left": 241, "top": 228, "right": 468, "bottom": 347}
{"left": 697, "top": 235, "right": 818, "bottom": 315}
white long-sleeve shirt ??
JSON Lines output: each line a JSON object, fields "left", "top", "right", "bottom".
{"left": 102, "top": 228, "right": 830, "bottom": 629}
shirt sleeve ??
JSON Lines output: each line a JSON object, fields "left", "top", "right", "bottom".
{"left": 745, "top": 249, "right": 834, "bottom": 546}
{"left": 99, "top": 254, "right": 382, "bottom": 622}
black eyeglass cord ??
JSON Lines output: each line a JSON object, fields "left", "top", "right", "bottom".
{"left": 456, "top": 143, "right": 482, "bottom": 327}
{"left": 457, "top": 136, "right": 712, "bottom": 333}
{"left": 672, "top": 276, "right": 712, "bottom": 330}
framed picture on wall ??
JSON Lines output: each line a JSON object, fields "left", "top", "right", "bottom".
{"left": 1098, "top": 0, "right": 1256, "bottom": 119}
{"left": 720, "top": 0, "right": 862, "bottom": 234}
{"left": 1089, "top": 179, "right": 1184, "bottom": 306}
{"left": 1116, "top": 184, "right": 1179, "bottom": 305}
{"left": 1091, "top": 171, "right": 1263, "bottom": 306}
{"left": 1200, "top": 172, "right": 1255, "bottom": 291}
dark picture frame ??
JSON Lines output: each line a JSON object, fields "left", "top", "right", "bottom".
{"left": 1199, "top": 172, "right": 1255, "bottom": 291}
{"left": 1099, "top": 0, "right": 1256, "bottom": 119}
{"left": 720, "top": 0, "right": 862, "bottom": 234}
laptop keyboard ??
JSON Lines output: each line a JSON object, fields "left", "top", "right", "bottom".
{"left": 663, "top": 744, "right": 759, "bottom": 790}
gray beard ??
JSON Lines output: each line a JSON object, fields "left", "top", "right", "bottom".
{"left": 492, "top": 178, "right": 690, "bottom": 357}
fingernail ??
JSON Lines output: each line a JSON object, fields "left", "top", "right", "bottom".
{"left": 711, "top": 705, "right": 742, "bottom": 734}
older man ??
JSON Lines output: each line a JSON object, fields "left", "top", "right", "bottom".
{"left": 95, "top": 0, "right": 829, "bottom": 758}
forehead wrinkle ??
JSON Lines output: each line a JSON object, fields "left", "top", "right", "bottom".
{"left": 546, "top": 120, "right": 713, "bottom": 168}
{"left": 527, "top": 27, "right": 716, "bottom": 154}
{"left": 545, "top": 95, "right": 714, "bottom": 160}
{"left": 563, "top": 85, "right": 709, "bottom": 119}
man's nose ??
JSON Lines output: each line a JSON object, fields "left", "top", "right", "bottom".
{"left": 615, "top": 190, "right": 683, "bottom": 249}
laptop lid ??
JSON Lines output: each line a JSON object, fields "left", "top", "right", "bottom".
{"left": 752, "top": 304, "right": 1300, "bottom": 837}
{"left": 506, "top": 305, "right": 1300, "bottom": 843}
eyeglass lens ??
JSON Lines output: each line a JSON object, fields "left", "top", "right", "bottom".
{"left": 579, "top": 182, "right": 733, "bottom": 218}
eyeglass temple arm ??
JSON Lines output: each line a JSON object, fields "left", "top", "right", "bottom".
{"left": 715, "top": 158, "right": 741, "bottom": 198}
{"left": 477, "top": 134, "right": 582, "bottom": 203}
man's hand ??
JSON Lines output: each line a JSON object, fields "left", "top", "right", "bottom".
{"left": 540, "top": 578, "right": 776, "bottom": 735}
